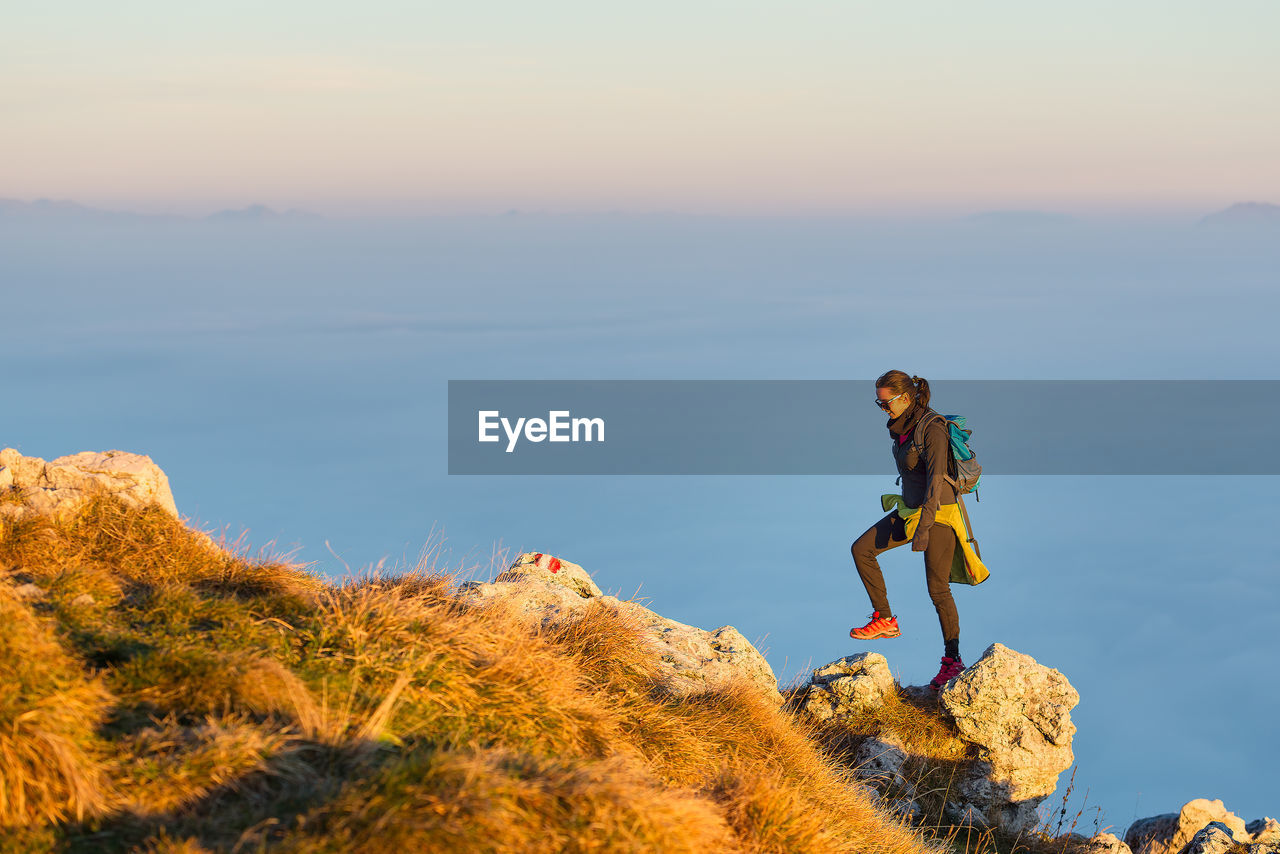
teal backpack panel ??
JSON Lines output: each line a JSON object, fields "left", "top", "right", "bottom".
{"left": 942, "top": 414, "right": 976, "bottom": 461}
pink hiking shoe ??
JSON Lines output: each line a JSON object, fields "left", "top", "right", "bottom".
{"left": 849, "top": 611, "right": 901, "bottom": 640}
{"left": 929, "top": 655, "right": 964, "bottom": 691}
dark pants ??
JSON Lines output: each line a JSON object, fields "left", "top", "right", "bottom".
{"left": 850, "top": 510, "right": 959, "bottom": 641}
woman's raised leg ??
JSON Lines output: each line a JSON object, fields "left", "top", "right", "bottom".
{"left": 850, "top": 511, "right": 909, "bottom": 618}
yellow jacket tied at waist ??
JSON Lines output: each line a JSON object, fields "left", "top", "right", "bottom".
{"left": 880, "top": 493, "right": 990, "bottom": 586}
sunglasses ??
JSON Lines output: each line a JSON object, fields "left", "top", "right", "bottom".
{"left": 874, "top": 391, "right": 909, "bottom": 410}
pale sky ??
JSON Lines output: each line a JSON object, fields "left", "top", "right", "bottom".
{"left": 3, "top": 1, "right": 1277, "bottom": 215}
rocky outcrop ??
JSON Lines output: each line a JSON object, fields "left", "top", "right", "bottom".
{"left": 460, "top": 551, "right": 781, "bottom": 703}
{"left": 1126, "top": 800, "right": 1250, "bottom": 854}
{"left": 0, "top": 448, "right": 177, "bottom": 524}
{"left": 798, "top": 652, "right": 896, "bottom": 722}
{"left": 1078, "top": 832, "right": 1132, "bottom": 854}
{"left": 939, "top": 643, "right": 1080, "bottom": 834}
{"left": 496, "top": 551, "right": 604, "bottom": 598}
{"left": 1248, "top": 819, "right": 1280, "bottom": 847}
{"left": 851, "top": 732, "right": 913, "bottom": 795}
{"left": 1180, "top": 822, "right": 1240, "bottom": 854}
{"left": 793, "top": 641, "right": 1078, "bottom": 836}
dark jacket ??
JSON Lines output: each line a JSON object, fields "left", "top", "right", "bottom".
{"left": 889, "top": 405, "right": 956, "bottom": 538}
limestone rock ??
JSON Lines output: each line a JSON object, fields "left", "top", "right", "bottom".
{"left": 944, "top": 800, "right": 991, "bottom": 828}
{"left": 797, "top": 652, "right": 895, "bottom": 721}
{"left": 460, "top": 554, "right": 781, "bottom": 703}
{"left": 1247, "top": 819, "right": 1280, "bottom": 846}
{"left": 497, "top": 551, "right": 603, "bottom": 598}
{"left": 938, "top": 642, "right": 1080, "bottom": 834}
{"left": 851, "top": 732, "right": 913, "bottom": 795}
{"left": 849, "top": 781, "right": 880, "bottom": 803}
{"left": 1126, "top": 800, "right": 1249, "bottom": 854}
{"left": 1057, "top": 832, "right": 1091, "bottom": 849}
{"left": 1179, "top": 822, "right": 1238, "bottom": 854}
{"left": 460, "top": 575, "right": 587, "bottom": 622}
{"left": 0, "top": 448, "right": 178, "bottom": 524}
{"left": 888, "top": 797, "right": 924, "bottom": 823}
{"left": 795, "top": 643, "right": 1079, "bottom": 836}
{"left": 613, "top": 599, "right": 780, "bottom": 702}
{"left": 1080, "top": 832, "right": 1132, "bottom": 854}
{"left": 898, "top": 683, "right": 938, "bottom": 706}
{"left": 13, "top": 582, "right": 44, "bottom": 600}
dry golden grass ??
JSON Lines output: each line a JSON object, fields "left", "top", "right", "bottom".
{"left": 274, "top": 747, "right": 740, "bottom": 854}
{"left": 0, "top": 494, "right": 320, "bottom": 599}
{"left": 295, "top": 573, "right": 626, "bottom": 760}
{"left": 38, "top": 561, "right": 127, "bottom": 609}
{"left": 0, "top": 586, "right": 113, "bottom": 828}
{"left": 111, "top": 715, "right": 305, "bottom": 817}
{"left": 538, "top": 598, "right": 665, "bottom": 690}
{"left": 795, "top": 682, "right": 969, "bottom": 766}
{"left": 0, "top": 494, "right": 951, "bottom": 854}
{"left": 875, "top": 691, "right": 971, "bottom": 763}
{"left": 111, "top": 649, "right": 321, "bottom": 734}
{"left": 133, "top": 832, "right": 217, "bottom": 854}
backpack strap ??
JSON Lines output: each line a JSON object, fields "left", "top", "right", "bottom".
{"left": 912, "top": 410, "right": 958, "bottom": 482}
{"left": 955, "top": 491, "right": 981, "bottom": 559}
{"left": 908, "top": 410, "right": 945, "bottom": 456}
{"left": 898, "top": 410, "right": 940, "bottom": 486}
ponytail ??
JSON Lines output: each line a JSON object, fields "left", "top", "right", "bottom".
{"left": 910, "top": 375, "right": 931, "bottom": 409}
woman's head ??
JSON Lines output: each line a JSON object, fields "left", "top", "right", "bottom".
{"left": 875, "top": 370, "right": 931, "bottom": 418}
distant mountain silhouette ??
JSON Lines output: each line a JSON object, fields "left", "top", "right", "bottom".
{"left": 1199, "top": 202, "right": 1280, "bottom": 228}
{"left": 0, "top": 198, "right": 321, "bottom": 224}
{"left": 965, "top": 210, "right": 1076, "bottom": 227}
{"left": 0, "top": 197, "right": 158, "bottom": 222}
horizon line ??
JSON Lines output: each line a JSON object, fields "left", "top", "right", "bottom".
{"left": 4, "top": 195, "right": 1278, "bottom": 223}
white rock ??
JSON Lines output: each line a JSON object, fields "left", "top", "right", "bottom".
{"left": 460, "top": 554, "right": 781, "bottom": 703}
{"left": 888, "top": 798, "right": 924, "bottom": 823}
{"left": 497, "top": 551, "right": 603, "bottom": 598}
{"left": 461, "top": 575, "right": 587, "bottom": 622}
{"left": 1126, "top": 800, "right": 1249, "bottom": 854}
{"left": 944, "top": 801, "right": 990, "bottom": 828}
{"left": 1179, "top": 822, "right": 1238, "bottom": 854}
{"left": 938, "top": 643, "right": 1079, "bottom": 835}
{"left": 1247, "top": 819, "right": 1280, "bottom": 846}
{"left": 852, "top": 733, "right": 913, "bottom": 794}
{"left": 0, "top": 448, "right": 178, "bottom": 524}
{"left": 0, "top": 449, "right": 44, "bottom": 484}
{"left": 898, "top": 684, "right": 937, "bottom": 706}
{"left": 13, "top": 582, "right": 44, "bottom": 599}
{"left": 798, "top": 652, "right": 896, "bottom": 721}
{"left": 1081, "top": 832, "right": 1133, "bottom": 854}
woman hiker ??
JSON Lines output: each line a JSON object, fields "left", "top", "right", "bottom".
{"left": 849, "top": 371, "right": 974, "bottom": 692}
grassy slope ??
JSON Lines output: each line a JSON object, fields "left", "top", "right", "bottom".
{"left": 0, "top": 494, "right": 1042, "bottom": 853}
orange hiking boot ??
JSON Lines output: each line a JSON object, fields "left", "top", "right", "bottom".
{"left": 929, "top": 655, "right": 964, "bottom": 691}
{"left": 849, "top": 611, "right": 901, "bottom": 640}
